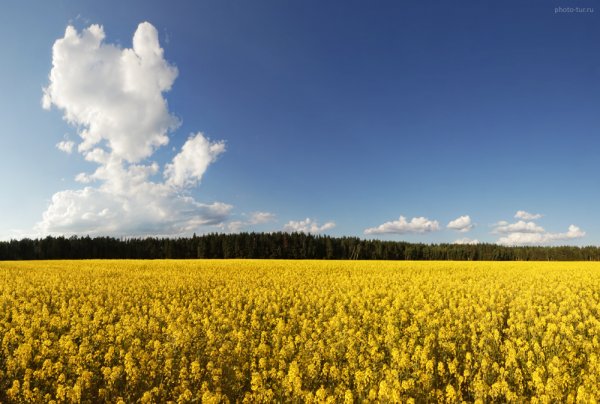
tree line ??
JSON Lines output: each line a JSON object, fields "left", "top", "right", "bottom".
{"left": 1, "top": 233, "right": 600, "bottom": 261}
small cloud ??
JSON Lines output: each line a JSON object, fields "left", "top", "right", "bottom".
{"left": 56, "top": 140, "right": 75, "bottom": 154}
{"left": 493, "top": 212, "right": 585, "bottom": 246}
{"left": 515, "top": 210, "right": 542, "bottom": 221}
{"left": 494, "top": 220, "right": 545, "bottom": 234}
{"left": 364, "top": 216, "right": 440, "bottom": 235}
{"left": 226, "top": 221, "right": 246, "bottom": 233}
{"left": 225, "top": 211, "right": 276, "bottom": 232}
{"left": 75, "top": 173, "right": 93, "bottom": 183}
{"left": 283, "top": 218, "right": 335, "bottom": 234}
{"left": 497, "top": 225, "right": 585, "bottom": 246}
{"left": 248, "top": 211, "right": 276, "bottom": 225}
{"left": 447, "top": 215, "right": 473, "bottom": 232}
{"left": 164, "top": 133, "right": 225, "bottom": 188}
{"left": 453, "top": 238, "right": 480, "bottom": 245}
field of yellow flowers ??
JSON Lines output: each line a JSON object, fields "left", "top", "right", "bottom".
{"left": 1, "top": 260, "right": 600, "bottom": 402}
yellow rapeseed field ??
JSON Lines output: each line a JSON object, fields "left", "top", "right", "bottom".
{"left": 1, "top": 260, "right": 600, "bottom": 402}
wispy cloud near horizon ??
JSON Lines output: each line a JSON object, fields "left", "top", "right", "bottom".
{"left": 283, "top": 218, "right": 335, "bottom": 234}
{"left": 364, "top": 216, "right": 440, "bottom": 235}
{"left": 494, "top": 211, "right": 584, "bottom": 246}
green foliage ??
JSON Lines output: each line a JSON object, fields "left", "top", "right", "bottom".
{"left": 0, "top": 233, "right": 599, "bottom": 261}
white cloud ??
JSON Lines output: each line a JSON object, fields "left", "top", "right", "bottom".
{"left": 74, "top": 173, "right": 93, "bottom": 183}
{"left": 364, "top": 216, "right": 440, "bottom": 235}
{"left": 56, "top": 140, "right": 75, "bottom": 154}
{"left": 164, "top": 133, "right": 225, "bottom": 188}
{"left": 515, "top": 210, "right": 543, "bottom": 221}
{"left": 36, "top": 185, "right": 232, "bottom": 237}
{"left": 283, "top": 218, "right": 335, "bottom": 234}
{"left": 248, "top": 212, "right": 276, "bottom": 224}
{"left": 42, "top": 22, "right": 179, "bottom": 163}
{"left": 37, "top": 22, "right": 231, "bottom": 237}
{"left": 453, "top": 238, "right": 480, "bottom": 245}
{"left": 226, "top": 211, "right": 276, "bottom": 233}
{"left": 493, "top": 212, "right": 585, "bottom": 246}
{"left": 497, "top": 225, "right": 585, "bottom": 246}
{"left": 226, "top": 222, "right": 244, "bottom": 233}
{"left": 494, "top": 220, "right": 545, "bottom": 234}
{"left": 447, "top": 215, "right": 473, "bottom": 232}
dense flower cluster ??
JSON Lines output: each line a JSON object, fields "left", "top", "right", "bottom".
{"left": 1, "top": 260, "right": 600, "bottom": 402}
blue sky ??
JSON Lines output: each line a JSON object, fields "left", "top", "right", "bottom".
{"left": 0, "top": 0, "right": 598, "bottom": 245}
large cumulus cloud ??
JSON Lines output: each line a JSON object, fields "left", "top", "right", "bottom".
{"left": 38, "top": 22, "right": 230, "bottom": 237}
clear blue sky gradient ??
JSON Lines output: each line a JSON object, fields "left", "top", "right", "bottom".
{"left": 0, "top": 0, "right": 598, "bottom": 243}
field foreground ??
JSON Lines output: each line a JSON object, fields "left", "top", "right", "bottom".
{"left": 1, "top": 260, "right": 600, "bottom": 402}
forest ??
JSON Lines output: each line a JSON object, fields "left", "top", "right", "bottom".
{"left": 1, "top": 232, "right": 600, "bottom": 261}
